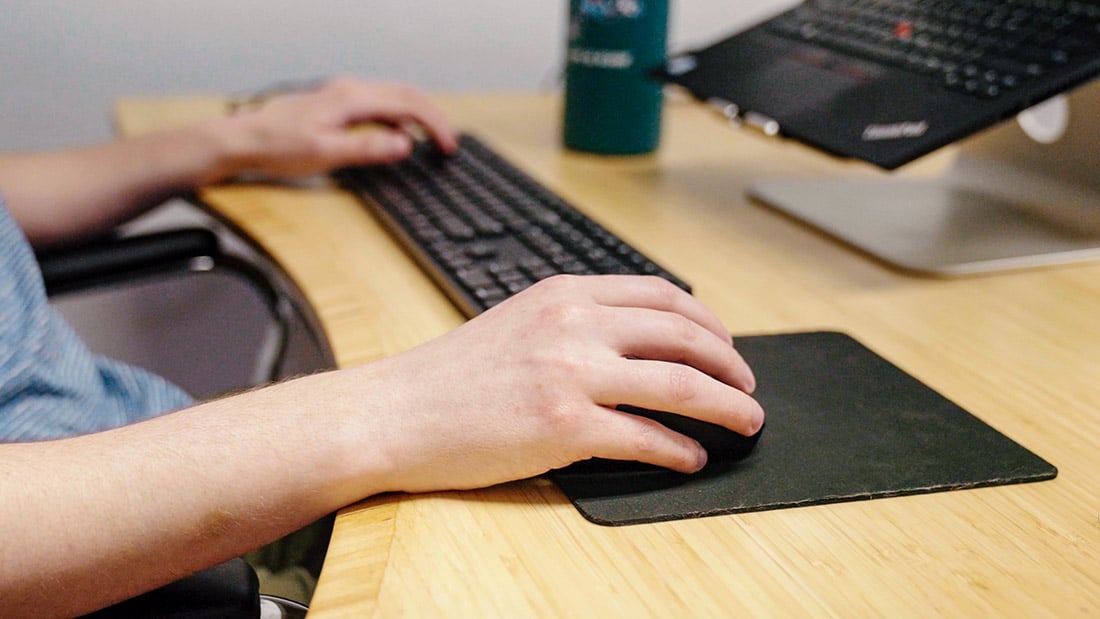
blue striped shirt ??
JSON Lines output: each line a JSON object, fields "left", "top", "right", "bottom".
{"left": 0, "top": 195, "right": 193, "bottom": 441}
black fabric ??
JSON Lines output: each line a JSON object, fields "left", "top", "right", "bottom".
{"left": 80, "top": 558, "right": 260, "bottom": 619}
{"left": 553, "top": 331, "right": 1056, "bottom": 526}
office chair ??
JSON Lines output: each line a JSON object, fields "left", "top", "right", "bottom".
{"left": 38, "top": 225, "right": 295, "bottom": 391}
{"left": 79, "top": 558, "right": 307, "bottom": 619}
{"left": 36, "top": 216, "right": 332, "bottom": 618}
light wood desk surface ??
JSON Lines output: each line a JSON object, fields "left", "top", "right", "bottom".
{"left": 116, "top": 92, "right": 1100, "bottom": 617}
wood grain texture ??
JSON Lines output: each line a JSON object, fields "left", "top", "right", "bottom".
{"left": 116, "top": 93, "right": 1100, "bottom": 618}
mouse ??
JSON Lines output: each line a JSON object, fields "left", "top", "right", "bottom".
{"left": 619, "top": 404, "right": 764, "bottom": 465}
{"left": 557, "top": 405, "right": 763, "bottom": 476}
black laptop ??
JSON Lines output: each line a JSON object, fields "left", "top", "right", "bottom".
{"left": 656, "top": 0, "right": 1100, "bottom": 169}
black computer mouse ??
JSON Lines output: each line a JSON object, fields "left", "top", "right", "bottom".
{"left": 619, "top": 404, "right": 764, "bottom": 464}
{"left": 557, "top": 405, "right": 763, "bottom": 476}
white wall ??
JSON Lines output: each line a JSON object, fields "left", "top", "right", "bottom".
{"left": 1, "top": 0, "right": 793, "bottom": 149}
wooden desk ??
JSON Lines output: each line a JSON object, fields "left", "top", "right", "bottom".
{"left": 116, "top": 93, "right": 1100, "bottom": 617}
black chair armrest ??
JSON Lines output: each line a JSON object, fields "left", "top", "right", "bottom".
{"left": 80, "top": 557, "right": 260, "bottom": 619}
{"left": 35, "top": 228, "right": 220, "bottom": 296}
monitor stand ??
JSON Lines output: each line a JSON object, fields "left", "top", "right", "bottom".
{"left": 749, "top": 79, "right": 1100, "bottom": 276}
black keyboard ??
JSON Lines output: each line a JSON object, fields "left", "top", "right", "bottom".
{"left": 765, "top": 0, "right": 1100, "bottom": 100}
{"left": 334, "top": 134, "right": 690, "bottom": 317}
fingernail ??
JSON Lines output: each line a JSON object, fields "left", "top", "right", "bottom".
{"left": 693, "top": 447, "right": 709, "bottom": 472}
{"left": 744, "top": 371, "right": 757, "bottom": 394}
{"left": 750, "top": 405, "right": 765, "bottom": 435}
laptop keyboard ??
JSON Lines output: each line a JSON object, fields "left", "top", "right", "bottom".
{"left": 334, "top": 134, "right": 690, "bottom": 317}
{"left": 765, "top": 0, "right": 1100, "bottom": 100}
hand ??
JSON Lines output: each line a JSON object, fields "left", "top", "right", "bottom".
{"left": 223, "top": 76, "right": 459, "bottom": 178}
{"left": 348, "top": 274, "right": 764, "bottom": 494}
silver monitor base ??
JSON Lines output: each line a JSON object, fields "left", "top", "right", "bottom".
{"left": 750, "top": 80, "right": 1100, "bottom": 277}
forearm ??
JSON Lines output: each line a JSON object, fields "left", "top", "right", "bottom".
{"left": 0, "top": 369, "right": 389, "bottom": 619}
{"left": 0, "top": 116, "right": 246, "bottom": 248}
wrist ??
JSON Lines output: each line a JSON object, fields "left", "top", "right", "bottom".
{"left": 269, "top": 369, "right": 402, "bottom": 506}
{"left": 186, "top": 113, "right": 264, "bottom": 185}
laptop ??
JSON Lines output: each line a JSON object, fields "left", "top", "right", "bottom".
{"left": 656, "top": 0, "right": 1100, "bottom": 170}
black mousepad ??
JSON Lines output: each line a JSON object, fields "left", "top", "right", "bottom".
{"left": 551, "top": 331, "right": 1057, "bottom": 526}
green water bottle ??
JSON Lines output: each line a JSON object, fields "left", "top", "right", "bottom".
{"left": 563, "top": 0, "right": 669, "bottom": 155}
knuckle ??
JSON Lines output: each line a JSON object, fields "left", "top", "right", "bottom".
{"left": 629, "top": 419, "right": 664, "bottom": 458}
{"left": 534, "top": 302, "right": 578, "bottom": 329}
{"left": 536, "top": 273, "right": 581, "bottom": 295}
{"left": 299, "top": 138, "right": 329, "bottom": 160}
{"left": 391, "top": 83, "right": 422, "bottom": 99}
{"left": 668, "top": 312, "right": 699, "bottom": 346}
{"left": 666, "top": 365, "right": 699, "bottom": 404}
{"left": 629, "top": 416, "right": 702, "bottom": 471}
{"left": 537, "top": 349, "right": 595, "bottom": 386}
{"left": 533, "top": 399, "right": 581, "bottom": 434}
{"left": 323, "top": 75, "right": 357, "bottom": 95}
{"left": 362, "top": 81, "right": 420, "bottom": 102}
{"left": 533, "top": 299, "right": 590, "bottom": 332}
{"left": 647, "top": 275, "right": 681, "bottom": 304}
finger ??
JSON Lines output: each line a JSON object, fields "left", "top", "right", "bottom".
{"left": 583, "top": 404, "right": 709, "bottom": 473}
{"left": 580, "top": 275, "right": 733, "bottom": 346}
{"left": 598, "top": 304, "right": 756, "bottom": 393}
{"left": 592, "top": 358, "right": 765, "bottom": 436}
{"left": 321, "top": 128, "right": 414, "bottom": 166}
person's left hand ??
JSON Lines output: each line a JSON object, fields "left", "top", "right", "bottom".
{"left": 222, "top": 76, "right": 459, "bottom": 178}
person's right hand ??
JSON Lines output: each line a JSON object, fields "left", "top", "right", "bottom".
{"left": 334, "top": 274, "right": 764, "bottom": 496}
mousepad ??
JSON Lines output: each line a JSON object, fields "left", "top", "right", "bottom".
{"left": 551, "top": 331, "right": 1057, "bottom": 526}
